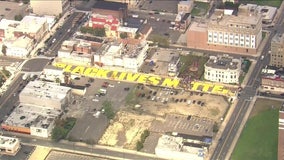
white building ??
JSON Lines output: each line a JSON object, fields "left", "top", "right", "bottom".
{"left": 208, "top": 5, "right": 262, "bottom": 51}
{"left": 41, "top": 65, "right": 65, "bottom": 82}
{"left": 1, "top": 104, "right": 61, "bottom": 138}
{"left": 19, "top": 80, "right": 71, "bottom": 110}
{"left": 94, "top": 40, "right": 148, "bottom": 72}
{"left": 0, "top": 136, "right": 20, "bottom": 155}
{"left": 204, "top": 55, "right": 241, "bottom": 84}
{"left": 155, "top": 135, "right": 207, "bottom": 160}
{"left": 117, "top": 26, "right": 138, "bottom": 39}
{"left": 177, "top": 0, "right": 194, "bottom": 14}
{"left": 168, "top": 56, "right": 180, "bottom": 76}
{"left": 0, "top": 19, "right": 21, "bottom": 42}
{"left": 5, "top": 36, "right": 34, "bottom": 57}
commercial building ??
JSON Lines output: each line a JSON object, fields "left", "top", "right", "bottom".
{"left": 204, "top": 55, "right": 241, "bottom": 84}
{"left": 1, "top": 104, "right": 61, "bottom": 138}
{"left": 88, "top": 13, "right": 120, "bottom": 37}
{"left": 177, "top": 0, "right": 194, "bottom": 13}
{"left": 175, "top": 12, "right": 191, "bottom": 33}
{"left": 0, "top": 19, "right": 21, "bottom": 42}
{"left": 261, "top": 66, "right": 284, "bottom": 92}
{"left": 94, "top": 40, "right": 148, "bottom": 72}
{"left": 279, "top": 104, "right": 284, "bottom": 160}
{"left": 155, "top": 134, "right": 209, "bottom": 160}
{"left": 92, "top": 1, "right": 128, "bottom": 21}
{"left": 19, "top": 80, "right": 72, "bottom": 110}
{"left": 30, "top": 0, "right": 69, "bottom": 16}
{"left": 187, "top": 4, "right": 262, "bottom": 55}
{"left": 0, "top": 135, "right": 20, "bottom": 155}
{"left": 270, "top": 33, "right": 284, "bottom": 68}
{"left": 245, "top": 4, "right": 277, "bottom": 24}
{"left": 5, "top": 36, "right": 34, "bottom": 57}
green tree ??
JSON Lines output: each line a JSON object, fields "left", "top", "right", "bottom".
{"left": 14, "top": 14, "right": 23, "bottom": 21}
{"left": 120, "top": 32, "right": 128, "bottom": 39}
{"left": 55, "top": 78, "right": 61, "bottom": 83}
{"left": 1, "top": 45, "right": 7, "bottom": 56}
{"left": 213, "top": 122, "right": 219, "bottom": 133}
{"left": 136, "top": 141, "right": 143, "bottom": 151}
{"left": 135, "top": 34, "right": 141, "bottom": 39}
{"left": 102, "top": 100, "right": 115, "bottom": 119}
{"left": 22, "top": 0, "right": 30, "bottom": 4}
{"left": 52, "top": 126, "right": 66, "bottom": 142}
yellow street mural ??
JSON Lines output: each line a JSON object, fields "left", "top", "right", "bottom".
{"left": 53, "top": 62, "right": 236, "bottom": 96}
{"left": 53, "top": 63, "right": 180, "bottom": 88}
{"left": 190, "top": 81, "right": 235, "bottom": 96}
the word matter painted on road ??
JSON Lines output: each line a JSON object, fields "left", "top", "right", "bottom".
{"left": 191, "top": 81, "right": 235, "bottom": 96}
{"left": 53, "top": 62, "right": 180, "bottom": 88}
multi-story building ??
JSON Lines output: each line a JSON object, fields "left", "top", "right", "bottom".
{"left": 88, "top": 13, "right": 120, "bottom": 37}
{"left": 187, "top": 4, "right": 262, "bottom": 55}
{"left": 30, "top": 0, "right": 69, "bottom": 16}
{"left": 93, "top": 1, "right": 128, "bottom": 21}
{"left": 0, "top": 136, "right": 20, "bottom": 155}
{"left": 204, "top": 55, "right": 241, "bottom": 84}
{"left": 19, "top": 80, "right": 71, "bottom": 110}
{"left": 175, "top": 13, "right": 191, "bottom": 33}
{"left": 94, "top": 40, "right": 148, "bottom": 72}
{"left": 177, "top": 0, "right": 194, "bottom": 13}
{"left": 270, "top": 33, "right": 284, "bottom": 67}
{"left": 5, "top": 36, "right": 34, "bottom": 57}
{"left": 261, "top": 66, "right": 284, "bottom": 92}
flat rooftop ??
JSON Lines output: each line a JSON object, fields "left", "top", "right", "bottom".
{"left": 0, "top": 135, "right": 19, "bottom": 148}
{"left": 205, "top": 56, "right": 241, "bottom": 70}
{"left": 272, "top": 33, "right": 284, "bottom": 44}
{"left": 3, "top": 104, "right": 61, "bottom": 129}
{"left": 20, "top": 80, "right": 71, "bottom": 101}
{"left": 188, "top": 21, "right": 207, "bottom": 32}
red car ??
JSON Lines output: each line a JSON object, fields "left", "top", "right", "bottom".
{"left": 102, "top": 82, "right": 109, "bottom": 88}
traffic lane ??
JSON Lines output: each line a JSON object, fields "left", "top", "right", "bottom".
{"left": 11, "top": 134, "right": 163, "bottom": 160}
{"left": 0, "top": 73, "right": 24, "bottom": 123}
{"left": 21, "top": 58, "right": 50, "bottom": 72}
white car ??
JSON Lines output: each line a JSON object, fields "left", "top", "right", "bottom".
{"left": 92, "top": 99, "right": 99, "bottom": 102}
{"left": 108, "top": 84, "right": 115, "bottom": 87}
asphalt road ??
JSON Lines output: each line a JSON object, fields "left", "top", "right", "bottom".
{"left": 0, "top": 73, "right": 24, "bottom": 124}
{"left": 2, "top": 131, "right": 164, "bottom": 160}
{"left": 211, "top": 4, "right": 284, "bottom": 160}
{"left": 45, "top": 11, "right": 86, "bottom": 57}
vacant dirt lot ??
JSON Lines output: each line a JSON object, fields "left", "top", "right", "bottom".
{"left": 98, "top": 85, "right": 229, "bottom": 149}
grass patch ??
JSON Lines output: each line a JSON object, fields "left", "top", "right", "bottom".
{"left": 232, "top": 109, "right": 278, "bottom": 160}
{"left": 232, "top": 98, "right": 282, "bottom": 160}
{"left": 239, "top": 0, "right": 282, "bottom": 8}
{"left": 209, "top": 108, "right": 220, "bottom": 116}
{"left": 191, "top": 2, "right": 210, "bottom": 16}
{"left": 179, "top": 54, "right": 209, "bottom": 80}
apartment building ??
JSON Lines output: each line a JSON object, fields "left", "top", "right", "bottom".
{"left": 270, "top": 33, "right": 284, "bottom": 67}
{"left": 187, "top": 4, "right": 262, "bottom": 55}
{"left": 204, "top": 55, "right": 241, "bottom": 84}
{"left": 30, "top": 0, "right": 69, "bottom": 16}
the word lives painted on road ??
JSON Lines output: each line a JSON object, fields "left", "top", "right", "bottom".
{"left": 53, "top": 63, "right": 180, "bottom": 88}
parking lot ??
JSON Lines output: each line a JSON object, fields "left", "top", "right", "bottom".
{"left": 139, "top": 0, "right": 179, "bottom": 13}
{"left": 65, "top": 77, "right": 136, "bottom": 143}
{"left": 0, "top": 1, "right": 29, "bottom": 20}
{"left": 0, "top": 144, "right": 35, "bottom": 160}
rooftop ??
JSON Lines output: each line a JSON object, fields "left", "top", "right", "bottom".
{"left": 272, "top": 33, "right": 284, "bottom": 44}
{"left": 3, "top": 104, "right": 61, "bottom": 129}
{"left": 205, "top": 55, "right": 241, "bottom": 70}
{"left": 93, "top": 1, "right": 127, "bottom": 11}
{"left": 96, "top": 40, "right": 147, "bottom": 58}
{"left": 188, "top": 21, "right": 207, "bottom": 32}
{"left": 7, "top": 36, "right": 33, "bottom": 49}
{"left": 0, "top": 135, "right": 19, "bottom": 148}
{"left": 20, "top": 80, "right": 71, "bottom": 101}
{"left": 156, "top": 134, "right": 206, "bottom": 156}
{"left": 16, "top": 15, "right": 47, "bottom": 33}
